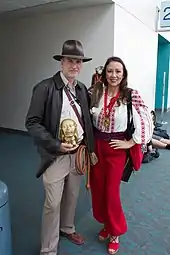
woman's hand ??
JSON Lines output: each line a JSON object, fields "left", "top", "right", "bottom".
{"left": 109, "top": 139, "right": 135, "bottom": 149}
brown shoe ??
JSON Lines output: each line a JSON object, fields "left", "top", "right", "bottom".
{"left": 60, "top": 231, "right": 85, "bottom": 245}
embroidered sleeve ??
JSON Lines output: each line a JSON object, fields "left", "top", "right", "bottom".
{"left": 131, "top": 90, "right": 153, "bottom": 144}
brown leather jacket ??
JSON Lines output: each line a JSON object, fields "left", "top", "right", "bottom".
{"left": 25, "top": 71, "right": 95, "bottom": 177}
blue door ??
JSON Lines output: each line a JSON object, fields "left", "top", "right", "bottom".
{"left": 155, "top": 35, "right": 170, "bottom": 111}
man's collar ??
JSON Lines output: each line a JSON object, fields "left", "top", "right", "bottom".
{"left": 60, "top": 71, "right": 77, "bottom": 87}
{"left": 53, "top": 71, "right": 80, "bottom": 90}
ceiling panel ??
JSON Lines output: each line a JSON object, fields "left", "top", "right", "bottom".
{"left": 0, "top": 0, "right": 113, "bottom": 19}
{"left": 0, "top": 0, "right": 63, "bottom": 13}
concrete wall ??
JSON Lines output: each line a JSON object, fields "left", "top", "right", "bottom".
{"left": 113, "top": 1, "right": 159, "bottom": 110}
{"left": 0, "top": 4, "right": 114, "bottom": 130}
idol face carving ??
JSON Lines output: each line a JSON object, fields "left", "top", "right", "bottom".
{"left": 59, "top": 119, "right": 78, "bottom": 146}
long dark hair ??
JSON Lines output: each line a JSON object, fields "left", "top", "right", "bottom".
{"left": 90, "top": 56, "right": 129, "bottom": 107}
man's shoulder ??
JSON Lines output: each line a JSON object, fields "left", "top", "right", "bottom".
{"left": 33, "top": 77, "right": 54, "bottom": 91}
{"left": 77, "top": 80, "right": 87, "bottom": 91}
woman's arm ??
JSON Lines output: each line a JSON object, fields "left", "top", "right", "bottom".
{"left": 131, "top": 90, "right": 153, "bottom": 145}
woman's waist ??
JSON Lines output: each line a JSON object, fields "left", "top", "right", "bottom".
{"left": 94, "top": 128, "right": 126, "bottom": 141}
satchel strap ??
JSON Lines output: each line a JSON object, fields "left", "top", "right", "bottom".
{"left": 126, "top": 89, "right": 134, "bottom": 140}
{"left": 127, "top": 89, "right": 133, "bottom": 130}
{"left": 64, "top": 86, "right": 84, "bottom": 128}
{"left": 75, "top": 145, "right": 91, "bottom": 189}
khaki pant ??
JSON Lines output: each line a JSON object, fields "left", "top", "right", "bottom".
{"left": 40, "top": 154, "right": 82, "bottom": 255}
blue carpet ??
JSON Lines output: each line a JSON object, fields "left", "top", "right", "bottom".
{"left": 0, "top": 113, "right": 170, "bottom": 255}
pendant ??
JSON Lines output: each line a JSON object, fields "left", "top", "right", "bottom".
{"left": 103, "top": 117, "right": 110, "bottom": 128}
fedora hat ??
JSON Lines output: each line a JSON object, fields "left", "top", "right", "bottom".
{"left": 53, "top": 40, "right": 92, "bottom": 62}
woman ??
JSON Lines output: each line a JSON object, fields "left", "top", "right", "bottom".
{"left": 90, "top": 57, "right": 153, "bottom": 254}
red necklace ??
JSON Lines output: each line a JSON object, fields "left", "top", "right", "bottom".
{"left": 103, "top": 89, "right": 120, "bottom": 128}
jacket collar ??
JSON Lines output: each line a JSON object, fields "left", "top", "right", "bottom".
{"left": 53, "top": 71, "right": 81, "bottom": 90}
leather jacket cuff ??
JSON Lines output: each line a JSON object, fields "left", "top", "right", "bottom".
{"left": 56, "top": 139, "right": 61, "bottom": 151}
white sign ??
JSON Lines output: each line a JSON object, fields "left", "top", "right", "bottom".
{"left": 160, "top": 1, "right": 170, "bottom": 27}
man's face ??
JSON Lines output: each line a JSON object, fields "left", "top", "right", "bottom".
{"left": 61, "top": 57, "right": 83, "bottom": 80}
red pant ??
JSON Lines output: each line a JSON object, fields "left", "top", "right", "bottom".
{"left": 90, "top": 139, "right": 127, "bottom": 236}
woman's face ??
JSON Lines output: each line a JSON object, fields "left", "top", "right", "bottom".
{"left": 105, "top": 61, "right": 124, "bottom": 87}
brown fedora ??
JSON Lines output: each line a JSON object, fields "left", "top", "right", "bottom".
{"left": 53, "top": 40, "right": 92, "bottom": 62}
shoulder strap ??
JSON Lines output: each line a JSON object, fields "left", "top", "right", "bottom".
{"left": 64, "top": 86, "right": 84, "bottom": 128}
{"left": 127, "top": 89, "right": 133, "bottom": 129}
{"left": 126, "top": 89, "right": 135, "bottom": 140}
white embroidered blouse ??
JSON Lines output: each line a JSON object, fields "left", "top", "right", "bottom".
{"left": 91, "top": 89, "right": 153, "bottom": 145}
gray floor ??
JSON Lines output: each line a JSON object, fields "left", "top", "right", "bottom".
{"left": 0, "top": 112, "right": 170, "bottom": 255}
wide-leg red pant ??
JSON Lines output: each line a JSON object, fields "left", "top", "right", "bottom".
{"left": 90, "top": 139, "right": 127, "bottom": 236}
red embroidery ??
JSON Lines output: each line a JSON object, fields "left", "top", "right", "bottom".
{"left": 132, "top": 90, "right": 145, "bottom": 144}
{"left": 97, "top": 106, "right": 116, "bottom": 132}
{"left": 97, "top": 96, "right": 118, "bottom": 132}
{"left": 98, "top": 108, "right": 104, "bottom": 131}
{"left": 110, "top": 106, "right": 116, "bottom": 132}
{"left": 104, "top": 90, "right": 120, "bottom": 120}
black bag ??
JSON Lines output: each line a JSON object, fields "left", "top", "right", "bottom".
{"left": 121, "top": 150, "right": 134, "bottom": 182}
{"left": 121, "top": 90, "right": 135, "bottom": 182}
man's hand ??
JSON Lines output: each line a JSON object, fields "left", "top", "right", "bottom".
{"left": 59, "top": 143, "right": 79, "bottom": 153}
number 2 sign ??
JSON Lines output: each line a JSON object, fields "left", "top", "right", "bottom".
{"left": 160, "top": 1, "right": 170, "bottom": 27}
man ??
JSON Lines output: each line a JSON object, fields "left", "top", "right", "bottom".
{"left": 25, "top": 40, "right": 95, "bottom": 255}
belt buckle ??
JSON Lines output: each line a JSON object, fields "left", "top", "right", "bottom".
{"left": 70, "top": 100, "right": 75, "bottom": 106}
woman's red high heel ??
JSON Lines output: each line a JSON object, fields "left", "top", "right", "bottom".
{"left": 108, "top": 236, "right": 119, "bottom": 254}
{"left": 98, "top": 228, "right": 110, "bottom": 241}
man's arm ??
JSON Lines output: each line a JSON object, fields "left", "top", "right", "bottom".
{"left": 25, "top": 82, "right": 61, "bottom": 153}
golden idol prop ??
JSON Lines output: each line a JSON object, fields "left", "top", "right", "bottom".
{"left": 59, "top": 119, "right": 78, "bottom": 146}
